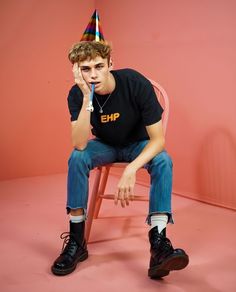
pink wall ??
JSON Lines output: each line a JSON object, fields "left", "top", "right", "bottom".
{"left": 98, "top": 0, "right": 236, "bottom": 210}
{"left": 0, "top": 0, "right": 94, "bottom": 179}
{"left": 1, "top": 0, "right": 235, "bottom": 210}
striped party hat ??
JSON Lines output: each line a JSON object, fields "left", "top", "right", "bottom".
{"left": 80, "top": 10, "right": 105, "bottom": 42}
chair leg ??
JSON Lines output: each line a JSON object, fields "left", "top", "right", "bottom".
{"left": 85, "top": 167, "right": 102, "bottom": 242}
{"left": 94, "top": 166, "right": 111, "bottom": 218}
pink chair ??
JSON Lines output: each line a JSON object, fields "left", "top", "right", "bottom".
{"left": 85, "top": 79, "right": 170, "bottom": 241}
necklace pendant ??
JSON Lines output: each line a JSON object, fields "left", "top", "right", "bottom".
{"left": 99, "top": 109, "right": 103, "bottom": 114}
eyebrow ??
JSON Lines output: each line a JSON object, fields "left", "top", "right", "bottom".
{"left": 80, "top": 63, "right": 105, "bottom": 69}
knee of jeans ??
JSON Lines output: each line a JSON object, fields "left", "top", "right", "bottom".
{"left": 151, "top": 151, "right": 173, "bottom": 170}
{"left": 68, "top": 149, "right": 91, "bottom": 166}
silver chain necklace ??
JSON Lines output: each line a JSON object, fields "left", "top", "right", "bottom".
{"left": 94, "top": 93, "right": 112, "bottom": 113}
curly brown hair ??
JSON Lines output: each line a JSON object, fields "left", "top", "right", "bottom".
{"left": 68, "top": 41, "right": 111, "bottom": 64}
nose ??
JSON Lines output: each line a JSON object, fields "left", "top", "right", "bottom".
{"left": 90, "top": 68, "right": 97, "bottom": 79}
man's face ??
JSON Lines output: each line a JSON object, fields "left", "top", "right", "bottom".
{"left": 79, "top": 56, "right": 111, "bottom": 94}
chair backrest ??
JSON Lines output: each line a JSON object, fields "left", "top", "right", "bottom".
{"left": 148, "top": 79, "right": 169, "bottom": 136}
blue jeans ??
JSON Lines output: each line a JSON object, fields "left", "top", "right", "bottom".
{"left": 67, "top": 139, "right": 174, "bottom": 224}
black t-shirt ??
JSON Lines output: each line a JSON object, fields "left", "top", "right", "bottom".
{"left": 67, "top": 68, "right": 163, "bottom": 147}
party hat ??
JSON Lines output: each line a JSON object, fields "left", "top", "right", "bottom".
{"left": 80, "top": 9, "right": 105, "bottom": 42}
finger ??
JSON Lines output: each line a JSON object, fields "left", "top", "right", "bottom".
{"left": 72, "top": 63, "right": 78, "bottom": 70}
{"left": 124, "top": 188, "right": 130, "bottom": 206}
{"left": 78, "top": 67, "right": 83, "bottom": 77}
{"left": 72, "top": 63, "right": 79, "bottom": 77}
{"left": 118, "top": 188, "right": 126, "bottom": 208}
{"left": 72, "top": 64, "right": 81, "bottom": 77}
{"left": 120, "top": 198, "right": 126, "bottom": 208}
{"left": 78, "top": 68, "right": 92, "bottom": 91}
{"left": 114, "top": 191, "right": 119, "bottom": 205}
{"left": 129, "top": 187, "right": 134, "bottom": 201}
{"left": 76, "top": 67, "right": 83, "bottom": 80}
{"left": 73, "top": 68, "right": 80, "bottom": 83}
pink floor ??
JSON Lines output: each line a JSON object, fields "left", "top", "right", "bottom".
{"left": 0, "top": 172, "right": 236, "bottom": 292}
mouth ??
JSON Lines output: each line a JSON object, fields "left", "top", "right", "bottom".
{"left": 90, "top": 82, "right": 101, "bottom": 91}
{"left": 90, "top": 82, "right": 100, "bottom": 85}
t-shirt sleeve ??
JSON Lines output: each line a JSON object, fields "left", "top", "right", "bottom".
{"left": 136, "top": 78, "right": 164, "bottom": 126}
{"left": 67, "top": 86, "right": 83, "bottom": 122}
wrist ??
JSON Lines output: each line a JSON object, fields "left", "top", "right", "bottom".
{"left": 125, "top": 163, "right": 138, "bottom": 174}
{"left": 82, "top": 94, "right": 90, "bottom": 103}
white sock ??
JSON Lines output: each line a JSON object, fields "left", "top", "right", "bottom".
{"left": 70, "top": 214, "right": 85, "bottom": 223}
{"left": 150, "top": 214, "right": 168, "bottom": 233}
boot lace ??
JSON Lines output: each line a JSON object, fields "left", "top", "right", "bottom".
{"left": 60, "top": 232, "right": 79, "bottom": 256}
{"left": 152, "top": 234, "right": 173, "bottom": 252}
{"left": 162, "top": 237, "right": 173, "bottom": 251}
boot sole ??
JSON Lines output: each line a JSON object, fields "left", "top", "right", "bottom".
{"left": 148, "top": 253, "right": 189, "bottom": 279}
{"left": 51, "top": 251, "right": 89, "bottom": 276}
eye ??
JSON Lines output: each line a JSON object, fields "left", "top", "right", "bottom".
{"left": 96, "top": 64, "right": 104, "bottom": 70}
{"left": 81, "top": 68, "right": 90, "bottom": 72}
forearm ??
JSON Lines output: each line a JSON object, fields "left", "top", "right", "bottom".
{"left": 116, "top": 137, "right": 165, "bottom": 207}
{"left": 72, "top": 96, "right": 91, "bottom": 150}
{"left": 128, "top": 138, "right": 165, "bottom": 172}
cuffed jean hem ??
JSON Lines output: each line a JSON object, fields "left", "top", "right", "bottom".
{"left": 66, "top": 206, "right": 88, "bottom": 220}
{"left": 146, "top": 212, "right": 174, "bottom": 225}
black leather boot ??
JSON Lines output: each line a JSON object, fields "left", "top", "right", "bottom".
{"left": 51, "top": 221, "right": 88, "bottom": 276}
{"left": 148, "top": 226, "right": 189, "bottom": 279}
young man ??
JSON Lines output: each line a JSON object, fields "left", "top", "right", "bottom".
{"left": 51, "top": 41, "right": 189, "bottom": 278}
